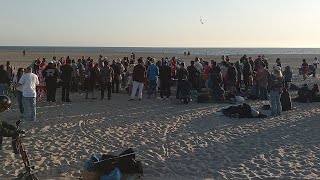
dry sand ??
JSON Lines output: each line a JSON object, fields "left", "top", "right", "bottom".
{"left": 0, "top": 51, "right": 319, "bottom": 179}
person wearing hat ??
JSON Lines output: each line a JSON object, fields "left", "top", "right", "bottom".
{"left": 0, "top": 95, "right": 24, "bottom": 153}
{"left": 268, "top": 66, "right": 284, "bottom": 116}
{"left": 42, "top": 61, "right": 59, "bottom": 103}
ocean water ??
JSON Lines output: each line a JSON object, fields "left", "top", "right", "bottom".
{"left": 1, "top": 46, "right": 320, "bottom": 55}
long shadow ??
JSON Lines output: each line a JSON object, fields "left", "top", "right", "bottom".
{"left": 150, "top": 112, "right": 319, "bottom": 179}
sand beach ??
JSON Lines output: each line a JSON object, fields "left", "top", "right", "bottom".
{"left": 0, "top": 51, "right": 319, "bottom": 179}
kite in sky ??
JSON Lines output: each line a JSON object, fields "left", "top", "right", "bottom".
{"left": 200, "top": 17, "right": 205, "bottom": 24}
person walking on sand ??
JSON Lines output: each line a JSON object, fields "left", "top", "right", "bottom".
{"left": 17, "top": 67, "right": 39, "bottom": 121}
{"left": 129, "top": 58, "right": 146, "bottom": 101}
{"left": 268, "top": 66, "right": 284, "bottom": 116}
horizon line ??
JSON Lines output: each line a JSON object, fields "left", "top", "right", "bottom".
{"left": 1, "top": 45, "right": 320, "bottom": 49}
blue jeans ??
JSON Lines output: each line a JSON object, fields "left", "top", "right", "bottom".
{"left": 147, "top": 80, "right": 157, "bottom": 96}
{"left": 269, "top": 90, "right": 282, "bottom": 116}
{"left": 259, "top": 86, "right": 268, "bottom": 100}
{"left": 0, "top": 84, "right": 9, "bottom": 95}
{"left": 15, "top": 90, "right": 24, "bottom": 115}
{"left": 22, "top": 96, "right": 37, "bottom": 121}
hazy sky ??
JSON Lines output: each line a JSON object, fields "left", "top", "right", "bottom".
{"left": 1, "top": 0, "right": 320, "bottom": 47}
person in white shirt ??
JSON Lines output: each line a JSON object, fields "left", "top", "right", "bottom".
{"left": 18, "top": 67, "right": 39, "bottom": 121}
{"left": 13, "top": 68, "right": 24, "bottom": 117}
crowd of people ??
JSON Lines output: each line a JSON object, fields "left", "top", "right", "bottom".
{"left": 0, "top": 53, "right": 319, "bottom": 121}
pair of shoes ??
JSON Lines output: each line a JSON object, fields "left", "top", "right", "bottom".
{"left": 100, "top": 98, "right": 104, "bottom": 100}
{"left": 92, "top": 97, "right": 97, "bottom": 99}
{"left": 66, "top": 100, "right": 72, "bottom": 102}
{"left": 61, "top": 99, "right": 65, "bottom": 102}
{"left": 128, "top": 99, "right": 134, "bottom": 101}
{"left": 138, "top": 99, "right": 142, "bottom": 101}
{"left": 85, "top": 97, "right": 89, "bottom": 99}
{"left": 108, "top": 98, "right": 111, "bottom": 100}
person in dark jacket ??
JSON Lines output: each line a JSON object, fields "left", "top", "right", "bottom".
{"left": 111, "top": 60, "right": 121, "bottom": 93}
{"left": 99, "top": 61, "right": 114, "bottom": 100}
{"left": 85, "top": 63, "right": 99, "bottom": 99}
{"left": 0, "top": 95, "right": 23, "bottom": 153}
{"left": 60, "top": 59, "right": 73, "bottom": 102}
{"left": 187, "top": 61, "right": 198, "bottom": 90}
{"left": 129, "top": 58, "right": 146, "bottom": 100}
{"left": 176, "top": 63, "right": 189, "bottom": 99}
{"left": 0, "top": 65, "right": 10, "bottom": 95}
{"left": 42, "top": 61, "right": 59, "bottom": 102}
{"left": 159, "top": 61, "right": 172, "bottom": 99}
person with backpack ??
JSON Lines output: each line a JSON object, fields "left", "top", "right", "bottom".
{"left": 268, "top": 66, "right": 284, "bottom": 116}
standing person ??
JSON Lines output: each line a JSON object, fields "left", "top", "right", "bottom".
{"left": 129, "top": 58, "right": 146, "bottom": 101}
{"left": 226, "top": 63, "right": 238, "bottom": 94}
{"left": 204, "top": 61, "right": 212, "bottom": 92}
{"left": 6, "top": 61, "right": 15, "bottom": 81}
{"left": 159, "top": 61, "right": 172, "bottom": 99}
{"left": 42, "top": 61, "right": 59, "bottom": 103}
{"left": 23, "top": 50, "right": 26, "bottom": 56}
{"left": 194, "top": 57, "right": 203, "bottom": 92}
{"left": 242, "top": 58, "right": 252, "bottom": 91}
{"left": 312, "top": 57, "right": 319, "bottom": 77}
{"left": 60, "top": 59, "right": 73, "bottom": 102}
{"left": 255, "top": 64, "right": 269, "bottom": 101}
{"left": 176, "top": 63, "right": 189, "bottom": 99}
{"left": 147, "top": 58, "right": 159, "bottom": 99}
{"left": 99, "top": 61, "right": 114, "bottom": 100}
{"left": 85, "top": 63, "right": 99, "bottom": 99}
{"left": 0, "top": 65, "right": 10, "bottom": 95}
{"left": 268, "top": 66, "right": 284, "bottom": 116}
{"left": 126, "top": 59, "right": 135, "bottom": 95}
{"left": 187, "top": 61, "right": 198, "bottom": 90}
{"left": 111, "top": 60, "right": 121, "bottom": 93}
{"left": 301, "top": 59, "right": 309, "bottom": 80}
{"left": 13, "top": 68, "right": 24, "bottom": 117}
{"left": 17, "top": 67, "right": 39, "bottom": 121}
{"left": 98, "top": 55, "right": 104, "bottom": 69}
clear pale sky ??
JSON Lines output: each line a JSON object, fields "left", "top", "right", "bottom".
{"left": 0, "top": 0, "right": 320, "bottom": 47}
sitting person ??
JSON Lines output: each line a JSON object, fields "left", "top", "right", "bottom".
{"left": 0, "top": 95, "right": 23, "bottom": 153}
{"left": 310, "top": 84, "right": 320, "bottom": 102}
{"left": 280, "top": 87, "right": 292, "bottom": 111}
{"left": 295, "top": 84, "right": 312, "bottom": 103}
